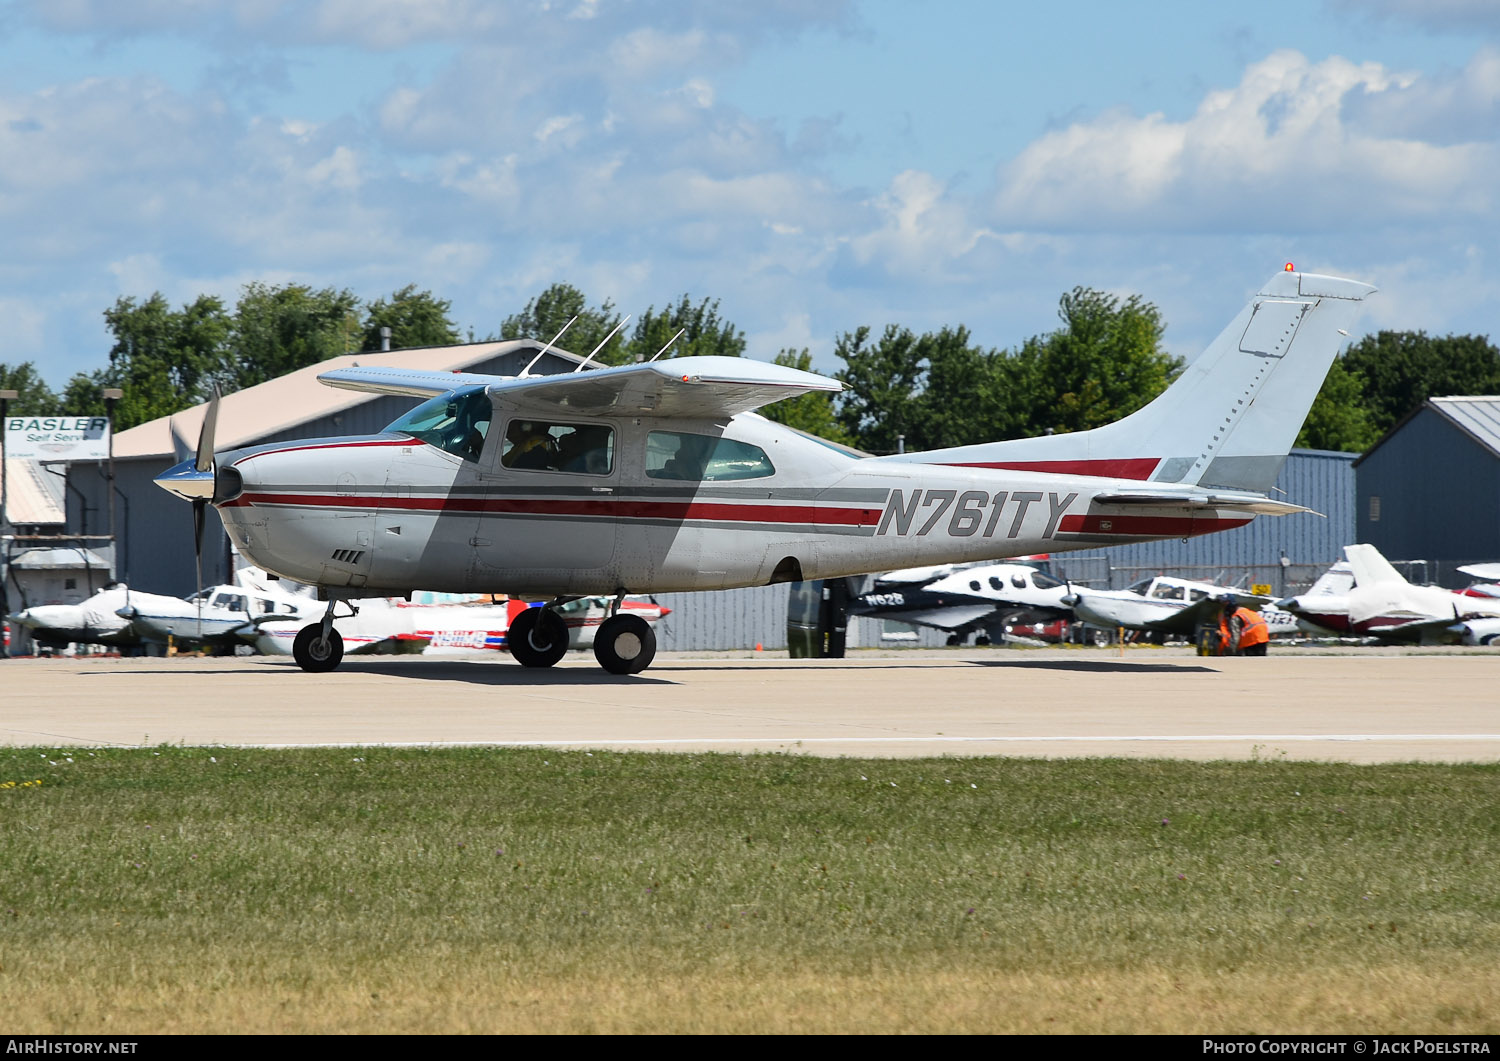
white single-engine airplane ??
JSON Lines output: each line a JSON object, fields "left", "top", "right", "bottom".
{"left": 1061, "top": 574, "right": 1291, "bottom": 640}
{"left": 1278, "top": 544, "right": 1500, "bottom": 644}
{"left": 155, "top": 267, "right": 1374, "bottom": 674}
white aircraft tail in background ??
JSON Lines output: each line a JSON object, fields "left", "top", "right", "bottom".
{"left": 1281, "top": 544, "right": 1500, "bottom": 644}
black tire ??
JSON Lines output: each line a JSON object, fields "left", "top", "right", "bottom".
{"left": 292, "top": 624, "right": 344, "bottom": 672}
{"left": 508, "top": 607, "right": 570, "bottom": 668}
{"left": 593, "top": 614, "right": 657, "bottom": 675}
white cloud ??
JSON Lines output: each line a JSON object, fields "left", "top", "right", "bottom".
{"left": 846, "top": 170, "right": 1000, "bottom": 278}
{"left": 994, "top": 50, "right": 1500, "bottom": 231}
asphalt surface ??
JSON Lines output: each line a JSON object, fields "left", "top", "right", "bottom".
{"left": 4, "top": 646, "right": 1498, "bottom": 762}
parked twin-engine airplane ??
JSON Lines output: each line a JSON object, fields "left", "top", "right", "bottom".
{"left": 155, "top": 267, "right": 1375, "bottom": 674}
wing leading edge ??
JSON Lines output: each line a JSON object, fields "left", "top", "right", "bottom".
{"left": 318, "top": 355, "right": 841, "bottom": 419}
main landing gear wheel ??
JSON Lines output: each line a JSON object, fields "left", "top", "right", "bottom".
{"left": 593, "top": 613, "right": 657, "bottom": 675}
{"left": 508, "top": 607, "right": 570, "bottom": 668}
{"left": 292, "top": 624, "right": 344, "bottom": 672}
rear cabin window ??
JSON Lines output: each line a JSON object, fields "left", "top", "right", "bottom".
{"left": 645, "top": 431, "right": 774, "bottom": 481}
{"left": 501, "top": 421, "right": 614, "bottom": 475}
{"left": 386, "top": 387, "right": 492, "bottom": 462}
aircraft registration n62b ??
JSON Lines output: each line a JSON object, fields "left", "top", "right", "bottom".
{"left": 156, "top": 267, "right": 1374, "bottom": 675}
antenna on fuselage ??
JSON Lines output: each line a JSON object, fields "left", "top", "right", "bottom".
{"left": 573, "top": 314, "right": 632, "bottom": 372}
{"left": 649, "top": 328, "right": 685, "bottom": 362}
{"left": 519, "top": 315, "right": 579, "bottom": 379}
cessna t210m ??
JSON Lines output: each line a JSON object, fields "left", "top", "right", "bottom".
{"left": 156, "top": 267, "right": 1374, "bottom": 675}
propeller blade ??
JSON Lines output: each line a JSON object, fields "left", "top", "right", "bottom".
{"left": 195, "top": 386, "right": 220, "bottom": 474}
{"left": 168, "top": 417, "right": 192, "bottom": 465}
{"left": 193, "top": 499, "right": 206, "bottom": 641}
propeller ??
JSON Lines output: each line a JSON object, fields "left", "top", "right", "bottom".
{"left": 191, "top": 388, "right": 221, "bottom": 643}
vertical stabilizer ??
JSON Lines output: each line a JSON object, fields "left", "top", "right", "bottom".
{"left": 1343, "top": 543, "right": 1410, "bottom": 588}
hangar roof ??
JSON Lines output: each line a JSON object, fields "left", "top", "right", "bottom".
{"left": 112, "top": 339, "right": 583, "bottom": 460}
{"left": 2, "top": 458, "right": 67, "bottom": 525}
{"left": 1354, "top": 396, "right": 1500, "bottom": 467}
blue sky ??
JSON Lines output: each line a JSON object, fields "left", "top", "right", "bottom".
{"left": 3, "top": 0, "right": 1499, "bottom": 388}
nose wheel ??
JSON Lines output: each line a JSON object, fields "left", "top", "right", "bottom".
{"left": 593, "top": 613, "right": 656, "bottom": 675}
{"left": 507, "top": 607, "right": 570, "bottom": 668}
{"left": 292, "top": 624, "right": 344, "bottom": 672}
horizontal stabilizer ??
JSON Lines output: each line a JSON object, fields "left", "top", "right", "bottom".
{"left": 1092, "top": 490, "right": 1313, "bottom": 516}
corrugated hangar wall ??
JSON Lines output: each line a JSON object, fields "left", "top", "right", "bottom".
{"left": 1355, "top": 406, "right": 1500, "bottom": 578}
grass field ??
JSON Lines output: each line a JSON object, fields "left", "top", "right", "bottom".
{"left": 2, "top": 746, "right": 1497, "bottom": 1034}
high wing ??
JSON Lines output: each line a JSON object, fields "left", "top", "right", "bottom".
{"left": 317, "top": 366, "right": 523, "bottom": 398}
{"left": 318, "top": 355, "right": 842, "bottom": 419}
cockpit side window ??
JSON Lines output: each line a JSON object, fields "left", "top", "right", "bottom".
{"left": 385, "top": 387, "right": 493, "bottom": 462}
{"left": 501, "top": 421, "right": 614, "bottom": 475}
{"left": 645, "top": 431, "right": 774, "bottom": 481}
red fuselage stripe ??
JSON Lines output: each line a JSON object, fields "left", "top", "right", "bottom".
{"left": 940, "top": 458, "right": 1161, "bottom": 480}
{"left": 231, "top": 493, "right": 884, "bottom": 527}
{"left": 1057, "top": 514, "right": 1252, "bottom": 536}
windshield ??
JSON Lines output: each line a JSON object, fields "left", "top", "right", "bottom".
{"left": 385, "top": 387, "right": 492, "bottom": 462}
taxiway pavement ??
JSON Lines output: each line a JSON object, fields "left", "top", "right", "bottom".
{"left": 3, "top": 648, "right": 1497, "bottom": 762}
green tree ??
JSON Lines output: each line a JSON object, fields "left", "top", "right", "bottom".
{"left": 89, "top": 293, "right": 232, "bottom": 428}
{"left": 0, "top": 362, "right": 60, "bottom": 415}
{"left": 1341, "top": 330, "right": 1500, "bottom": 438}
{"left": 501, "top": 283, "right": 625, "bottom": 366}
{"left": 910, "top": 326, "right": 1012, "bottom": 450}
{"left": 1016, "top": 287, "right": 1180, "bottom": 436}
{"left": 758, "top": 349, "right": 856, "bottom": 446}
{"left": 1296, "top": 357, "right": 1379, "bottom": 452}
{"left": 361, "top": 284, "right": 461, "bottom": 351}
{"left": 833, "top": 325, "right": 927, "bottom": 454}
{"left": 229, "top": 282, "right": 360, "bottom": 390}
{"left": 625, "top": 295, "right": 746, "bottom": 364}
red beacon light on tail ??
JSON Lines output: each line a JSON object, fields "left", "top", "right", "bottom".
{"left": 1284, "top": 262, "right": 1296, "bottom": 272}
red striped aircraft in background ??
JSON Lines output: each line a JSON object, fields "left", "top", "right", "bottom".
{"left": 156, "top": 266, "right": 1374, "bottom": 675}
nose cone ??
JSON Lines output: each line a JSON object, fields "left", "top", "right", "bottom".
{"left": 155, "top": 458, "right": 215, "bottom": 502}
{"left": 10, "top": 605, "right": 70, "bottom": 631}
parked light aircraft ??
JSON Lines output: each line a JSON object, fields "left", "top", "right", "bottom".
{"left": 6, "top": 567, "right": 318, "bottom": 652}
{"left": 1278, "top": 544, "right": 1500, "bottom": 644}
{"left": 253, "top": 596, "right": 669, "bottom": 656}
{"left": 1061, "top": 575, "right": 1289, "bottom": 640}
{"left": 119, "top": 566, "right": 321, "bottom": 646}
{"left": 155, "top": 267, "right": 1374, "bottom": 674}
{"left": 849, "top": 561, "right": 1075, "bottom": 645}
{"left": 8, "top": 585, "right": 162, "bottom": 649}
